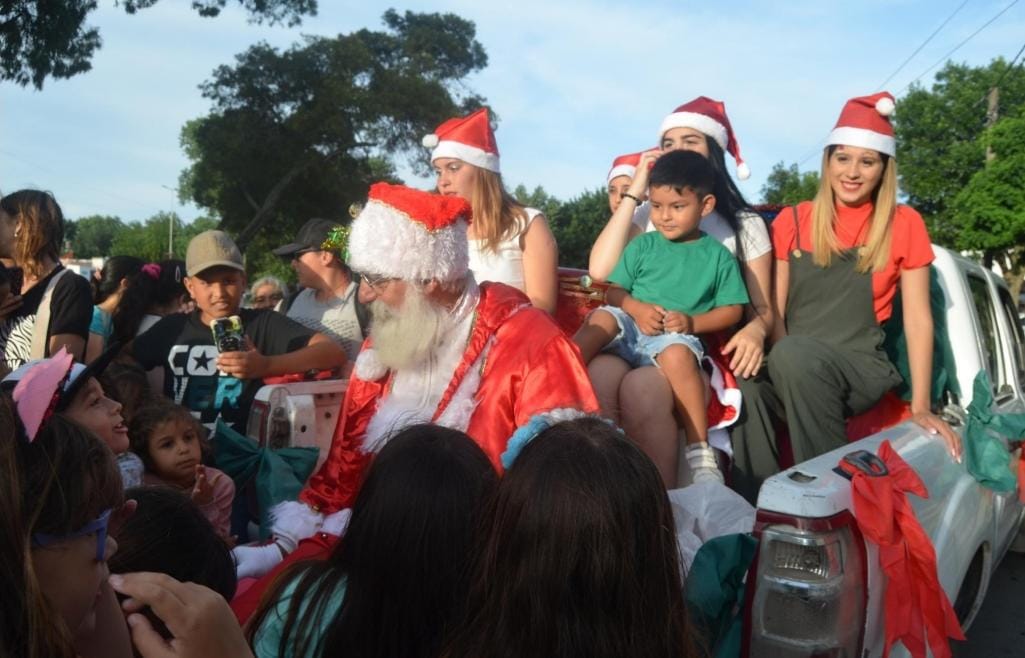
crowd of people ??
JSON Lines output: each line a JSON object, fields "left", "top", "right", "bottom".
{"left": 0, "top": 89, "right": 964, "bottom": 657}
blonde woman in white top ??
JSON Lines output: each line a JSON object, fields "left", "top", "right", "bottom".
{"left": 425, "top": 108, "right": 558, "bottom": 313}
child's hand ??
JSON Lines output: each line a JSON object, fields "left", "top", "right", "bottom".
{"left": 663, "top": 311, "right": 693, "bottom": 334}
{"left": 191, "top": 465, "right": 214, "bottom": 507}
{"left": 216, "top": 337, "right": 270, "bottom": 379}
{"left": 624, "top": 298, "right": 667, "bottom": 336}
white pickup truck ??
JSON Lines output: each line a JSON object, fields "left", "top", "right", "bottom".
{"left": 245, "top": 248, "right": 1025, "bottom": 658}
{"left": 744, "top": 246, "right": 1025, "bottom": 657}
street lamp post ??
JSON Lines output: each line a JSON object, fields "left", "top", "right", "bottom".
{"left": 160, "top": 185, "right": 177, "bottom": 257}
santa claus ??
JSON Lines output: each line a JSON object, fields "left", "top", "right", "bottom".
{"left": 233, "top": 182, "right": 599, "bottom": 581}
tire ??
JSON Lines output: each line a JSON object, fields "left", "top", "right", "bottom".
{"left": 953, "top": 546, "right": 986, "bottom": 628}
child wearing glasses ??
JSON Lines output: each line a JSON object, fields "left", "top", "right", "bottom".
{"left": 1, "top": 368, "right": 130, "bottom": 656}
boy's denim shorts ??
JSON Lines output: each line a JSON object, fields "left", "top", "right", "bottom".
{"left": 596, "top": 305, "right": 704, "bottom": 368}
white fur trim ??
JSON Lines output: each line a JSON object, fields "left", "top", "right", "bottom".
{"left": 827, "top": 126, "right": 896, "bottom": 157}
{"left": 422, "top": 133, "right": 439, "bottom": 148}
{"left": 659, "top": 112, "right": 728, "bottom": 149}
{"left": 355, "top": 348, "right": 388, "bottom": 381}
{"left": 321, "top": 509, "right": 352, "bottom": 536}
{"left": 704, "top": 356, "right": 742, "bottom": 431}
{"left": 434, "top": 338, "right": 492, "bottom": 431}
{"left": 607, "top": 164, "right": 637, "bottom": 185}
{"left": 363, "top": 402, "right": 433, "bottom": 453}
{"left": 348, "top": 200, "right": 470, "bottom": 282}
{"left": 875, "top": 97, "right": 895, "bottom": 117}
{"left": 736, "top": 162, "right": 751, "bottom": 181}
{"left": 430, "top": 140, "right": 501, "bottom": 173}
{"left": 270, "top": 500, "right": 324, "bottom": 551}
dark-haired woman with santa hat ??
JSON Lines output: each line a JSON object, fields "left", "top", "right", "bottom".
{"left": 425, "top": 108, "right": 559, "bottom": 313}
{"left": 587, "top": 97, "right": 773, "bottom": 487}
{"left": 606, "top": 151, "right": 644, "bottom": 215}
{"left": 730, "top": 91, "right": 961, "bottom": 500}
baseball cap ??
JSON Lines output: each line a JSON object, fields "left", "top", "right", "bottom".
{"left": 272, "top": 218, "right": 339, "bottom": 258}
{"left": 186, "top": 230, "right": 244, "bottom": 277}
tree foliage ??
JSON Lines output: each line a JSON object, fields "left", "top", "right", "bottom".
{"left": 0, "top": 1, "right": 316, "bottom": 89}
{"left": 950, "top": 109, "right": 1025, "bottom": 298}
{"left": 895, "top": 58, "right": 1025, "bottom": 245}
{"left": 179, "top": 9, "right": 488, "bottom": 250}
{"left": 548, "top": 189, "right": 609, "bottom": 270}
{"left": 69, "top": 214, "right": 125, "bottom": 258}
{"left": 110, "top": 213, "right": 218, "bottom": 262}
{"left": 760, "top": 162, "right": 820, "bottom": 205}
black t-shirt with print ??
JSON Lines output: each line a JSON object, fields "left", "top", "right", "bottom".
{"left": 133, "top": 308, "right": 315, "bottom": 431}
{"left": 0, "top": 265, "right": 92, "bottom": 370}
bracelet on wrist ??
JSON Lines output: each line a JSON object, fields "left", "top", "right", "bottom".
{"left": 621, "top": 193, "right": 641, "bottom": 205}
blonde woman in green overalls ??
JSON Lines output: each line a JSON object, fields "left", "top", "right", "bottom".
{"left": 730, "top": 92, "right": 962, "bottom": 502}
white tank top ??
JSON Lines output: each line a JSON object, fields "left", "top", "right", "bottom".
{"left": 467, "top": 207, "right": 541, "bottom": 292}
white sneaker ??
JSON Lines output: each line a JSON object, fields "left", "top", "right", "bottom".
{"left": 685, "top": 443, "right": 725, "bottom": 484}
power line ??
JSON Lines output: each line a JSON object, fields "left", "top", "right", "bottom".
{"left": 898, "top": 0, "right": 1021, "bottom": 94}
{"left": 797, "top": 0, "right": 1022, "bottom": 167}
{"left": 876, "top": 0, "right": 970, "bottom": 91}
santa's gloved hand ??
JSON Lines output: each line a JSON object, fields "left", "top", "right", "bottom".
{"left": 233, "top": 542, "right": 285, "bottom": 579}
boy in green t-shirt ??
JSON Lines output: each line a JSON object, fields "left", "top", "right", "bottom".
{"left": 574, "top": 150, "right": 749, "bottom": 485}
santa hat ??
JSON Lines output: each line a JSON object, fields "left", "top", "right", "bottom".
{"left": 347, "top": 182, "right": 472, "bottom": 283}
{"left": 659, "top": 96, "right": 751, "bottom": 180}
{"left": 423, "top": 108, "right": 500, "bottom": 173}
{"left": 606, "top": 151, "right": 643, "bottom": 185}
{"left": 826, "top": 91, "right": 897, "bottom": 157}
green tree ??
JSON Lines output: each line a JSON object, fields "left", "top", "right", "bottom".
{"left": 548, "top": 189, "right": 609, "bottom": 269}
{"left": 0, "top": 0, "right": 317, "bottom": 89}
{"left": 895, "top": 58, "right": 1025, "bottom": 245}
{"left": 950, "top": 109, "right": 1025, "bottom": 299}
{"left": 760, "top": 162, "right": 820, "bottom": 205}
{"left": 179, "top": 9, "right": 488, "bottom": 251}
{"left": 69, "top": 215, "right": 125, "bottom": 258}
{"left": 110, "top": 213, "right": 218, "bottom": 261}
{"left": 512, "top": 184, "right": 561, "bottom": 220}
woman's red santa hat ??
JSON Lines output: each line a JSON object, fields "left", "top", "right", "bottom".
{"left": 606, "top": 151, "right": 644, "bottom": 185}
{"left": 423, "top": 108, "right": 501, "bottom": 173}
{"left": 659, "top": 96, "right": 751, "bottom": 180}
{"left": 827, "top": 91, "right": 897, "bottom": 157}
{"left": 347, "top": 182, "right": 472, "bottom": 284}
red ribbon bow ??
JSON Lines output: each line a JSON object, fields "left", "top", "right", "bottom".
{"left": 841, "top": 441, "right": 964, "bottom": 658}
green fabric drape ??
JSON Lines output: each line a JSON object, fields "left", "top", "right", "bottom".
{"left": 882, "top": 266, "right": 960, "bottom": 405}
{"left": 684, "top": 533, "right": 758, "bottom": 658}
{"left": 213, "top": 420, "right": 319, "bottom": 539}
{"left": 964, "top": 370, "right": 1025, "bottom": 493}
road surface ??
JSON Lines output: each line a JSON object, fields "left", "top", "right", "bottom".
{"left": 953, "top": 551, "right": 1025, "bottom": 656}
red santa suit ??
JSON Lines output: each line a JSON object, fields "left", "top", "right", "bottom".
{"left": 301, "top": 279, "right": 599, "bottom": 514}
{"left": 232, "top": 280, "right": 597, "bottom": 621}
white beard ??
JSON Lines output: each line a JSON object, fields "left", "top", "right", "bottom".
{"left": 370, "top": 286, "right": 452, "bottom": 372}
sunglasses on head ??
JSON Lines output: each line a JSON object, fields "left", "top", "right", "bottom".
{"left": 32, "top": 508, "right": 112, "bottom": 562}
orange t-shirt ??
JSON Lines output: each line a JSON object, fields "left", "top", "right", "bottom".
{"left": 771, "top": 201, "right": 934, "bottom": 323}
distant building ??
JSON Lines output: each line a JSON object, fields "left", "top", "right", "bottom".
{"left": 61, "top": 257, "right": 105, "bottom": 282}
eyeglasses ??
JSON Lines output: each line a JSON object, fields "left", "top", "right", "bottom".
{"left": 32, "top": 508, "right": 112, "bottom": 561}
{"left": 360, "top": 272, "right": 397, "bottom": 292}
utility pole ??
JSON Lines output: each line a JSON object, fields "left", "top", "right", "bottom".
{"left": 986, "top": 86, "right": 999, "bottom": 163}
{"left": 161, "top": 185, "right": 178, "bottom": 257}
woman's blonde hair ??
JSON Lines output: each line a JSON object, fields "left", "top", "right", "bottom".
{"left": 810, "top": 146, "right": 897, "bottom": 273}
{"left": 469, "top": 167, "right": 530, "bottom": 254}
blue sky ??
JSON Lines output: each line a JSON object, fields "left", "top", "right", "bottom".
{"left": 2, "top": 0, "right": 1023, "bottom": 224}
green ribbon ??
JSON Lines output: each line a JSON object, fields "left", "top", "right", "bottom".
{"left": 684, "top": 533, "right": 758, "bottom": 658}
{"left": 212, "top": 420, "right": 319, "bottom": 540}
{"left": 964, "top": 370, "right": 1025, "bottom": 492}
